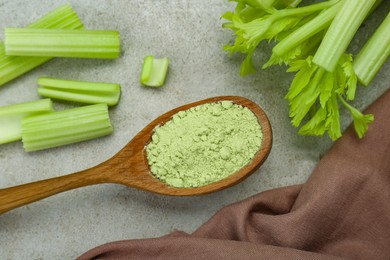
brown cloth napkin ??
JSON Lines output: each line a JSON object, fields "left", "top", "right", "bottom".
{"left": 78, "top": 89, "right": 390, "bottom": 260}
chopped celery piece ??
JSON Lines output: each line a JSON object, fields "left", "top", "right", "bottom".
{"left": 22, "top": 104, "right": 113, "bottom": 152}
{"left": 0, "top": 99, "right": 53, "bottom": 144}
{"left": 141, "top": 56, "right": 170, "bottom": 87}
{"left": 312, "top": 0, "right": 377, "bottom": 72}
{"left": 353, "top": 12, "right": 390, "bottom": 86}
{"left": 37, "top": 77, "right": 121, "bottom": 106}
{"left": 5, "top": 28, "right": 120, "bottom": 59}
{"left": 0, "top": 5, "right": 84, "bottom": 87}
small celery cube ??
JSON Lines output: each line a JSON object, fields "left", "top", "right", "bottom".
{"left": 140, "top": 56, "right": 169, "bottom": 87}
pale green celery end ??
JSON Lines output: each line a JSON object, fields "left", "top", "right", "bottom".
{"left": 4, "top": 29, "right": 120, "bottom": 59}
{"left": 0, "top": 5, "right": 83, "bottom": 87}
{"left": 0, "top": 99, "right": 53, "bottom": 144}
{"left": 141, "top": 57, "right": 170, "bottom": 87}
{"left": 22, "top": 104, "right": 113, "bottom": 152}
{"left": 273, "top": 1, "right": 341, "bottom": 58}
{"left": 0, "top": 116, "right": 25, "bottom": 144}
{"left": 313, "top": 0, "right": 377, "bottom": 72}
{"left": 353, "top": 12, "right": 390, "bottom": 86}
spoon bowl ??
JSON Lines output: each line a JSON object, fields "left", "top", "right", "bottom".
{"left": 0, "top": 96, "right": 272, "bottom": 214}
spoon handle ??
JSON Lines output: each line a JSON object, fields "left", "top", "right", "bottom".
{"left": 0, "top": 166, "right": 109, "bottom": 215}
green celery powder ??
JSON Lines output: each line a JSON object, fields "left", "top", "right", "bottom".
{"left": 146, "top": 101, "right": 263, "bottom": 188}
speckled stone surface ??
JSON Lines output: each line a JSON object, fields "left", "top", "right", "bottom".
{"left": 0, "top": 1, "right": 388, "bottom": 259}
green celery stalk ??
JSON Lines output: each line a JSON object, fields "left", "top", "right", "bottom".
{"left": 141, "top": 56, "right": 170, "bottom": 87}
{"left": 4, "top": 28, "right": 120, "bottom": 59}
{"left": 353, "top": 12, "right": 390, "bottom": 86}
{"left": 251, "top": 0, "right": 277, "bottom": 9}
{"left": 312, "top": 0, "right": 377, "bottom": 72}
{"left": 271, "top": 1, "right": 342, "bottom": 63}
{"left": 0, "top": 5, "right": 84, "bottom": 87}
{"left": 22, "top": 104, "right": 113, "bottom": 152}
{"left": 37, "top": 77, "right": 121, "bottom": 106}
{"left": 273, "top": 0, "right": 303, "bottom": 9}
{"left": 0, "top": 99, "right": 53, "bottom": 144}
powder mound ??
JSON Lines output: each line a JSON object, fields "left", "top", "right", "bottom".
{"left": 146, "top": 101, "right": 263, "bottom": 188}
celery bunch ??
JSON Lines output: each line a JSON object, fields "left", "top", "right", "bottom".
{"left": 223, "top": 0, "right": 389, "bottom": 140}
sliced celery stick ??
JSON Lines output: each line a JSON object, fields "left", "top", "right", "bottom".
{"left": 353, "top": 12, "right": 390, "bottom": 86}
{"left": 0, "top": 99, "right": 53, "bottom": 144}
{"left": 22, "top": 104, "right": 113, "bottom": 152}
{"left": 5, "top": 28, "right": 120, "bottom": 59}
{"left": 141, "top": 56, "right": 169, "bottom": 87}
{"left": 0, "top": 5, "right": 84, "bottom": 87}
{"left": 37, "top": 77, "right": 121, "bottom": 106}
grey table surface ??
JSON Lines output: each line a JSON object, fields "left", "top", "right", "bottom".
{"left": 0, "top": 0, "right": 388, "bottom": 259}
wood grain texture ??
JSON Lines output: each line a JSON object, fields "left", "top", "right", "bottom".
{"left": 0, "top": 96, "right": 272, "bottom": 214}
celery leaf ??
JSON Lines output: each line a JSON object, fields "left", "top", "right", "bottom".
{"left": 339, "top": 96, "right": 374, "bottom": 139}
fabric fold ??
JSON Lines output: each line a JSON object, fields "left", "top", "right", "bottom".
{"left": 79, "top": 89, "right": 390, "bottom": 260}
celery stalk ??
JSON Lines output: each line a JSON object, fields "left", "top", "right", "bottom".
{"left": 353, "top": 13, "right": 390, "bottom": 86}
{"left": 22, "top": 104, "right": 113, "bottom": 152}
{"left": 4, "top": 28, "right": 120, "bottom": 59}
{"left": 272, "top": 1, "right": 342, "bottom": 60}
{"left": 37, "top": 77, "right": 121, "bottom": 106}
{"left": 254, "top": 0, "right": 277, "bottom": 9}
{"left": 0, "top": 5, "right": 84, "bottom": 87}
{"left": 248, "top": 0, "right": 302, "bottom": 10}
{"left": 141, "top": 56, "right": 170, "bottom": 87}
{"left": 312, "top": 0, "right": 377, "bottom": 72}
{"left": 0, "top": 99, "right": 53, "bottom": 144}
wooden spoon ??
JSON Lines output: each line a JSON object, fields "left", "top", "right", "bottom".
{"left": 0, "top": 96, "right": 272, "bottom": 214}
